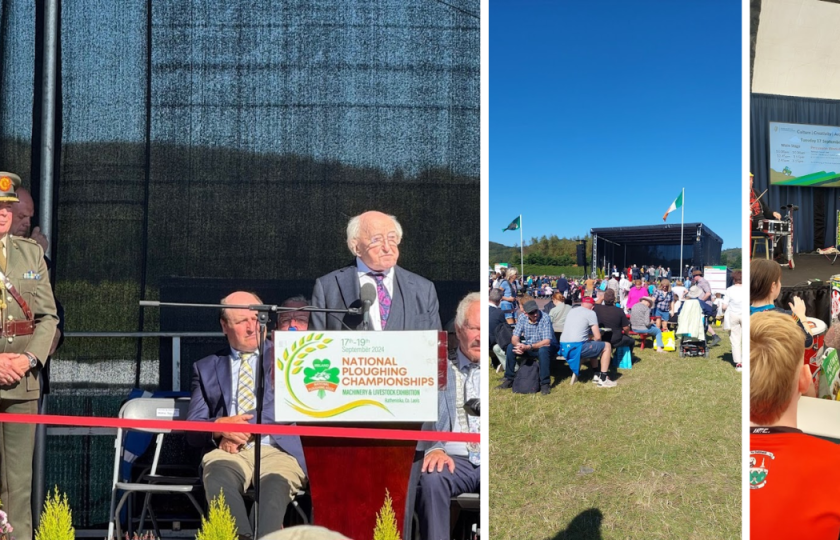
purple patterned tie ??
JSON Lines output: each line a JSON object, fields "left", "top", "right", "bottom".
{"left": 371, "top": 273, "right": 391, "bottom": 329}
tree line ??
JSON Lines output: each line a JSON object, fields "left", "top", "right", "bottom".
{"left": 490, "top": 235, "right": 590, "bottom": 267}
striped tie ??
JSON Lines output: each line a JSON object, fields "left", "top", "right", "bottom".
{"left": 370, "top": 273, "right": 391, "bottom": 329}
{"left": 237, "top": 352, "right": 256, "bottom": 448}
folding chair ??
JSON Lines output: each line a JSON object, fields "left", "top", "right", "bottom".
{"left": 451, "top": 492, "right": 480, "bottom": 539}
{"left": 107, "top": 397, "right": 204, "bottom": 540}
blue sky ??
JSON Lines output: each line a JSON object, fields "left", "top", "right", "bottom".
{"left": 490, "top": 1, "right": 742, "bottom": 248}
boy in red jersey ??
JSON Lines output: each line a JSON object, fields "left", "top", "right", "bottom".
{"left": 751, "top": 310, "right": 840, "bottom": 539}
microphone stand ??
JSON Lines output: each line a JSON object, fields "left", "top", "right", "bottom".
{"left": 139, "top": 300, "right": 359, "bottom": 538}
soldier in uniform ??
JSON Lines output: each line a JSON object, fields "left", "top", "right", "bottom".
{"left": 0, "top": 172, "right": 58, "bottom": 539}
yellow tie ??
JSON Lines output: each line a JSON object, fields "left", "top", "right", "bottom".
{"left": 237, "top": 353, "right": 256, "bottom": 449}
{"left": 0, "top": 237, "right": 8, "bottom": 272}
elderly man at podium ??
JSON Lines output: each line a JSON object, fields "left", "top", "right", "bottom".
{"left": 416, "top": 292, "right": 480, "bottom": 540}
{"left": 310, "top": 211, "right": 441, "bottom": 331}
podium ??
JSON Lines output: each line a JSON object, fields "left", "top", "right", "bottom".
{"left": 273, "top": 330, "right": 446, "bottom": 540}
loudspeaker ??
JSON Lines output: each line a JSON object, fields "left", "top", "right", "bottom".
{"left": 576, "top": 243, "right": 586, "bottom": 267}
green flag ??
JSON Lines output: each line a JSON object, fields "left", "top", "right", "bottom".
{"left": 503, "top": 216, "right": 520, "bottom": 232}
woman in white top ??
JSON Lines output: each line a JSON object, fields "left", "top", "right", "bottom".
{"left": 722, "top": 270, "right": 743, "bottom": 372}
{"left": 671, "top": 279, "right": 688, "bottom": 315}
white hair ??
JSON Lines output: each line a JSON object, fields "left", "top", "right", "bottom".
{"left": 455, "top": 292, "right": 480, "bottom": 329}
{"left": 346, "top": 212, "right": 403, "bottom": 256}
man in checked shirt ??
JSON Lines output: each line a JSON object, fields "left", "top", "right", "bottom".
{"left": 497, "top": 298, "right": 558, "bottom": 395}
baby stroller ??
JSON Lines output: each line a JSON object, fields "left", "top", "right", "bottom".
{"left": 675, "top": 298, "right": 710, "bottom": 358}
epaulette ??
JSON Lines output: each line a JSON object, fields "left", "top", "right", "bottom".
{"left": 11, "top": 236, "right": 38, "bottom": 245}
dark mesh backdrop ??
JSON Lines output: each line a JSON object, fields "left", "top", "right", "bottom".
{"left": 0, "top": 1, "right": 36, "bottom": 179}
{"left": 1, "top": 0, "right": 479, "bottom": 528}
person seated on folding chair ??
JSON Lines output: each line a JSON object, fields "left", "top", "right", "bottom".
{"left": 559, "top": 296, "right": 617, "bottom": 388}
{"left": 187, "top": 291, "right": 308, "bottom": 540}
{"left": 416, "top": 293, "right": 481, "bottom": 540}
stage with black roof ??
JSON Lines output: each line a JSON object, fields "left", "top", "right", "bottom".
{"left": 590, "top": 222, "right": 723, "bottom": 275}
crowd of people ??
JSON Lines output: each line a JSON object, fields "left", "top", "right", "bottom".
{"left": 489, "top": 263, "right": 743, "bottom": 395}
{"left": 489, "top": 264, "right": 712, "bottom": 303}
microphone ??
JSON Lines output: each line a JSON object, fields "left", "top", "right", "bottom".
{"left": 464, "top": 398, "right": 480, "bottom": 417}
{"left": 360, "top": 283, "right": 377, "bottom": 330}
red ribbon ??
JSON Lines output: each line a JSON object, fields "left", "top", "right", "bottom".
{"left": 0, "top": 413, "right": 480, "bottom": 443}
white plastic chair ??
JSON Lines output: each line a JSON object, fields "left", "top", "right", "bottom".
{"left": 106, "top": 397, "right": 203, "bottom": 540}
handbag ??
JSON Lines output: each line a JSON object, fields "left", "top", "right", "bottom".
{"left": 662, "top": 331, "right": 676, "bottom": 351}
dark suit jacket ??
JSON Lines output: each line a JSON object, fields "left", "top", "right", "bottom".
{"left": 310, "top": 264, "right": 441, "bottom": 331}
{"left": 488, "top": 305, "right": 507, "bottom": 348}
{"left": 186, "top": 343, "right": 307, "bottom": 475}
{"left": 556, "top": 277, "right": 569, "bottom": 293}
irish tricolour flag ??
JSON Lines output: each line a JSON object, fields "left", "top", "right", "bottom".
{"left": 663, "top": 192, "right": 683, "bottom": 222}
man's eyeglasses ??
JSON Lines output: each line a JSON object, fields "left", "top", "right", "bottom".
{"left": 367, "top": 233, "right": 400, "bottom": 248}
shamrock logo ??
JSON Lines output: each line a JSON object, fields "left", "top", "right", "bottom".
{"left": 303, "top": 359, "right": 340, "bottom": 399}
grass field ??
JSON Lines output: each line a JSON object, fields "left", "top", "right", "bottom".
{"left": 489, "top": 331, "right": 741, "bottom": 540}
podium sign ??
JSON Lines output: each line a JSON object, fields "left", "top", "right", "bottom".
{"left": 274, "top": 330, "right": 439, "bottom": 422}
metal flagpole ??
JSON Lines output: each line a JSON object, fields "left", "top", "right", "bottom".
{"left": 680, "top": 187, "right": 684, "bottom": 280}
{"left": 520, "top": 214, "right": 524, "bottom": 277}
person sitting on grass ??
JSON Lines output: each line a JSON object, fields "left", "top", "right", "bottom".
{"left": 630, "top": 296, "right": 667, "bottom": 353}
{"left": 558, "top": 296, "right": 617, "bottom": 388}
{"left": 750, "top": 310, "right": 836, "bottom": 539}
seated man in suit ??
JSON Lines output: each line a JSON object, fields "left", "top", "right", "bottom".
{"left": 187, "top": 291, "right": 307, "bottom": 539}
{"left": 310, "top": 211, "right": 441, "bottom": 331}
{"left": 416, "top": 292, "right": 480, "bottom": 540}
